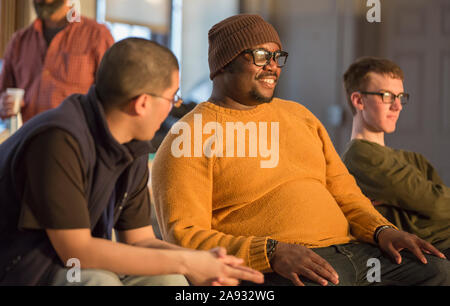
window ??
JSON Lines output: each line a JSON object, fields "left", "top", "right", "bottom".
{"left": 106, "top": 22, "right": 151, "bottom": 41}
{"left": 97, "top": 0, "right": 170, "bottom": 43}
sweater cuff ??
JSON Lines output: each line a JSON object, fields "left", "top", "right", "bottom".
{"left": 248, "top": 236, "right": 271, "bottom": 272}
{"left": 356, "top": 217, "right": 398, "bottom": 245}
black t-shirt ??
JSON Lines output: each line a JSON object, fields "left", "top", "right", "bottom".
{"left": 17, "top": 128, "right": 152, "bottom": 232}
{"left": 43, "top": 25, "right": 66, "bottom": 46}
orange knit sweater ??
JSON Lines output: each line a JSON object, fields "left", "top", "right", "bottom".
{"left": 152, "top": 98, "right": 393, "bottom": 272}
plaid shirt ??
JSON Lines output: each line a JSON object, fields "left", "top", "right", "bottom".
{"left": 0, "top": 17, "right": 114, "bottom": 122}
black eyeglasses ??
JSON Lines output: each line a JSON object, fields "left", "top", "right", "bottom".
{"left": 145, "top": 92, "right": 183, "bottom": 108}
{"left": 243, "top": 48, "right": 289, "bottom": 68}
{"left": 360, "top": 91, "right": 410, "bottom": 106}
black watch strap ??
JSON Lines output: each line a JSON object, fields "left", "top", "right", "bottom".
{"left": 374, "top": 225, "right": 395, "bottom": 244}
{"left": 266, "top": 239, "right": 278, "bottom": 262}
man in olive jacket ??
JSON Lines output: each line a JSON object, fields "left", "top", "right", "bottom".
{"left": 342, "top": 56, "right": 450, "bottom": 259}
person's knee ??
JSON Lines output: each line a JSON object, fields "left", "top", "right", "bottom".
{"left": 421, "top": 255, "right": 450, "bottom": 285}
{"left": 154, "top": 274, "right": 189, "bottom": 286}
{"left": 78, "top": 269, "right": 123, "bottom": 286}
{"left": 157, "top": 274, "right": 190, "bottom": 286}
{"left": 51, "top": 268, "right": 123, "bottom": 286}
{"left": 122, "top": 274, "right": 189, "bottom": 286}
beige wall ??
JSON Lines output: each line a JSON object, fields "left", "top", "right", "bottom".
{"left": 180, "top": 0, "right": 238, "bottom": 100}
{"left": 81, "top": 0, "right": 97, "bottom": 20}
{"left": 0, "top": 0, "right": 36, "bottom": 56}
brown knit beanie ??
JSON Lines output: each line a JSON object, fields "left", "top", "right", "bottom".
{"left": 208, "top": 14, "right": 282, "bottom": 80}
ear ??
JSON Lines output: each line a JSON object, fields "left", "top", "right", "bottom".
{"left": 350, "top": 92, "right": 364, "bottom": 112}
{"left": 219, "top": 68, "right": 227, "bottom": 75}
{"left": 131, "top": 94, "right": 150, "bottom": 117}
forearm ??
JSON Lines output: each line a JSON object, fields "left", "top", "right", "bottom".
{"left": 0, "top": 49, "right": 16, "bottom": 91}
{"left": 167, "top": 224, "right": 270, "bottom": 272}
{"left": 116, "top": 225, "right": 183, "bottom": 250}
{"left": 0, "top": 69, "right": 14, "bottom": 93}
{"left": 53, "top": 234, "right": 189, "bottom": 276}
{"left": 132, "top": 237, "right": 185, "bottom": 250}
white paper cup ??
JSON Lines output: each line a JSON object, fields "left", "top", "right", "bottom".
{"left": 6, "top": 88, "right": 25, "bottom": 115}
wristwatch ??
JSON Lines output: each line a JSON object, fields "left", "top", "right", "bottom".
{"left": 266, "top": 239, "right": 278, "bottom": 263}
{"left": 374, "top": 225, "right": 395, "bottom": 244}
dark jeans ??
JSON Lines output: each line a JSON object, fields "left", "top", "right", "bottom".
{"left": 444, "top": 248, "right": 450, "bottom": 261}
{"left": 243, "top": 243, "right": 450, "bottom": 286}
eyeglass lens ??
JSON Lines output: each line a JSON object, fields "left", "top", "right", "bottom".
{"left": 253, "top": 50, "right": 288, "bottom": 67}
{"left": 382, "top": 92, "right": 409, "bottom": 105}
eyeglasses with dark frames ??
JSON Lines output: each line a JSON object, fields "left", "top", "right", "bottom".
{"left": 360, "top": 91, "right": 410, "bottom": 106}
{"left": 144, "top": 92, "right": 183, "bottom": 108}
{"left": 243, "top": 48, "right": 289, "bottom": 68}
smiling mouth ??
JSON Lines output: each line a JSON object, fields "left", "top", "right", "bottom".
{"left": 261, "top": 79, "right": 275, "bottom": 84}
{"left": 258, "top": 77, "right": 277, "bottom": 88}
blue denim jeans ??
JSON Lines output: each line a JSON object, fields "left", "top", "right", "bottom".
{"left": 249, "top": 243, "right": 450, "bottom": 286}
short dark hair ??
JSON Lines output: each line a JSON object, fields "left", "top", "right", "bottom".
{"left": 343, "top": 56, "right": 404, "bottom": 115}
{"left": 96, "top": 38, "right": 179, "bottom": 110}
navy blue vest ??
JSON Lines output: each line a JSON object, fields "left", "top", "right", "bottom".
{"left": 0, "top": 86, "right": 153, "bottom": 285}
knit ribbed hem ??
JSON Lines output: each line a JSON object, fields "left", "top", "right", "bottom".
{"left": 248, "top": 236, "right": 271, "bottom": 272}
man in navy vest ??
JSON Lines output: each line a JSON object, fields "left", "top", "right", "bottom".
{"left": 0, "top": 38, "right": 264, "bottom": 286}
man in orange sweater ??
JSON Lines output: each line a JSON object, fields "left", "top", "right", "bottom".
{"left": 152, "top": 14, "right": 450, "bottom": 285}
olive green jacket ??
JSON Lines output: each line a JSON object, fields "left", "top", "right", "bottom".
{"left": 342, "top": 139, "right": 450, "bottom": 251}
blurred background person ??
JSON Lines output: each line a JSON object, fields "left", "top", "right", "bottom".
{"left": 0, "top": 0, "right": 113, "bottom": 122}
